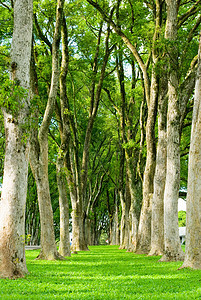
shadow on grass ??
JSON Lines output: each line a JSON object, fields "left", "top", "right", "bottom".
{"left": 0, "top": 246, "right": 201, "bottom": 299}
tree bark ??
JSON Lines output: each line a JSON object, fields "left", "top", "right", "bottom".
{"left": 56, "top": 156, "right": 71, "bottom": 257}
{"left": 119, "top": 189, "right": 130, "bottom": 249}
{"left": 55, "top": 14, "right": 71, "bottom": 257}
{"left": 0, "top": 0, "right": 32, "bottom": 278}
{"left": 71, "top": 202, "right": 88, "bottom": 251}
{"left": 160, "top": 0, "right": 184, "bottom": 262}
{"left": 136, "top": 67, "right": 157, "bottom": 254}
{"left": 30, "top": 150, "right": 60, "bottom": 260}
{"left": 181, "top": 32, "right": 201, "bottom": 269}
{"left": 126, "top": 157, "right": 139, "bottom": 252}
{"left": 148, "top": 76, "right": 167, "bottom": 256}
{"left": 110, "top": 190, "right": 120, "bottom": 245}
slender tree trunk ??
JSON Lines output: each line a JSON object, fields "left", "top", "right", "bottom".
{"left": 119, "top": 191, "right": 125, "bottom": 248}
{"left": 126, "top": 60, "right": 141, "bottom": 253}
{"left": 110, "top": 220, "right": 116, "bottom": 245}
{"left": 115, "top": 44, "right": 131, "bottom": 250}
{"left": 0, "top": 0, "right": 32, "bottom": 278}
{"left": 110, "top": 191, "right": 119, "bottom": 245}
{"left": 115, "top": 205, "right": 120, "bottom": 245}
{"left": 181, "top": 32, "right": 201, "bottom": 269}
{"left": 56, "top": 156, "right": 70, "bottom": 257}
{"left": 136, "top": 68, "right": 157, "bottom": 254}
{"left": 86, "top": 219, "right": 92, "bottom": 245}
{"left": 119, "top": 185, "right": 131, "bottom": 249}
{"left": 126, "top": 158, "right": 139, "bottom": 252}
{"left": 30, "top": 135, "right": 63, "bottom": 260}
{"left": 54, "top": 15, "right": 71, "bottom": 257}
{"left": 160, "top": 0, "right": 184, "bottom": 262}
{"left": 29, "top": 0, "right": 65, "bottom": 260}
{"left": 63, "top": 142, "right": 88, "bottom": 251}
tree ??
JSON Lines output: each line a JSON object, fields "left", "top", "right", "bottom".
{"left": 56, "top": 14, "right": 71, "bottom": 257}
{"left": 159, "top": 0, "right": 201, "bottom": 262}
{"left": 25, "top": 168, "right": 40, "bottom": 245}
{"left": 0, "top": 0, "right": 33, "bottom": 278}
{"left": 181, "top": 31, "right": 201, "bottom": 269}
{"left": 29, "top": 0, "right": 65, "bottom": 260}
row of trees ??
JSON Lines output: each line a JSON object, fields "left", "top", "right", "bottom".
{"left": 0, "top": 0, "right": 201, "bottom": 278}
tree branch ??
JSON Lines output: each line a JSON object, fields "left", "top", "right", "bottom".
{"left": 86, "top": 0, "right": 150, "bottom": 104}
{"left": 178, "top": 0, "right": 201, "bottom": 28}
{"left": 34, "top": 13, "right": 52, "bottom": 52}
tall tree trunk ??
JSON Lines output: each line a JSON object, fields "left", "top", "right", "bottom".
{"left": 56, "top": 156, "right": 70, "bottom": 257}
{"left": 181, "top": 32, "right": 201, "bottom": 269}
{"left": 55, "top": 15, "right": 71, "bottom": 257}
{"left": 115, "top": 44, "right": 131, "bottom": 250}
{"left": 126, "top": 158, "right": 139, "bottom": 252}
{"left": 0, "top": 0, "right": 32, "bottom": 278}
{"left": 29, "top": 0, "right": 65, "bottom": 260}
{"left": 30, "top": 142, "right": 60, "bottom": 260}
{"left": 118, "top": 151, "right": 126, "bottom": 248}
{"left": 126, "top": 59, "right": 141, "bottom": 253}
{"left": 136, "top": 68, "right": 157, "bottom": 254}
{"left": 160, "top": 0, "right": 184, "bottom": 262}
{"left": 119, "top": 183, "right": 131, "bottom": 249}
{"left": 110, "top": 190, "right": 120, "bottom": 245}
{"left": 149, "top": 75, "right": 168, "bottom": 256}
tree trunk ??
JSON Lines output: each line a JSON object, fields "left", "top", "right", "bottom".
{"left": 119, "top": 187, "right": 130, "bottom": 249}
{"left": 160, "top": 0, "right": 184, "bottom": 262}
{"left": 181, "top": 32, "right": 201, "bottom": 269}
{"left": 30, "top": 137, "right": 61, "bottom": 260}
{"left": 136, "top": 68, "right": 157, "bottom": 254}
{"left": 0, "top": 0, "right": 32, "bottom": 278}
{"left": 148, "top": 76, "right": 168, "bottom": 256}
{"left": 29, "top": 0, "right": 65, "bottom": 260}
{"left": 110, "top": 191, "right": 120, "bottom": 245}
{"left": 86, "top": 219, "right": 92, "bottom": 245}
{"left": 56, "top": 156, "right": 71, "bottom": 257}
{"left": 54, "top": 15, "right": 71, "bottom": 257}
{"left": 126, "top": 158, "right": 139, "bottom": 252}
{"left": 71, "top": 203, "right": 88, "bottom": 251}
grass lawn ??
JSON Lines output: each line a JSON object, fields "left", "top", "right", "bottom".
{"left": 0, "top": 245, "right": 201, "bottom": 299}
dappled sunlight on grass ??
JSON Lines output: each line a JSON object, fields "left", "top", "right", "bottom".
{"left": 0, "top": 245, "right": 201, "bottom": 299}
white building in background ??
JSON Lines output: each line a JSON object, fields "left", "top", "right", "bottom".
{"left": 179, "top": 227, "right": 186, "bottom": 244}
{"left": 178, "top": 197, "right": 186, "bottom": 244}
{"left": 178, "top": 198, "right": 186, "bottom": 212}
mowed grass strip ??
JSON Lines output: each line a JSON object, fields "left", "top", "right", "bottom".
{"left": 0, "top": 245, "right": 201, "bottom": 299}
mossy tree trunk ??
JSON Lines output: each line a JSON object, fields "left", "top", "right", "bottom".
{"left": 29, "top": 0, "right": 65, "bottom": 260}
{"left": 0, "top": 0, "right": 33, "bottom": 278}
{"left": 181, "top": 32, "right": 201, "bottom": 269}
{"left": 160, "top": 0, "right": 184, "bottom": 262}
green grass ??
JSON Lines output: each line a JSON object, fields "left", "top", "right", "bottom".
{"left": 0, "top": 245, "right": 201, "bottom": 299}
